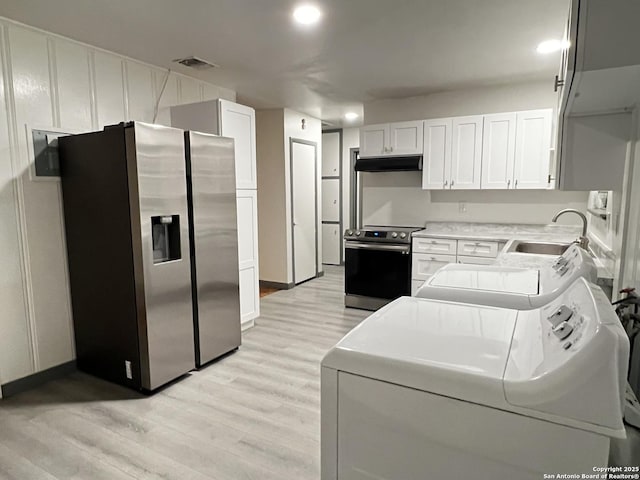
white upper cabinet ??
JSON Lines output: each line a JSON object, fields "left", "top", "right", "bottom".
{"left": 422, "top": 118, "right": 452, "bottom": 190}
{"left": 450, "top": 116, "right": 483, "bottom": 189}
{"left": 388, "top": 121, "right": 424, "bottom": 155}
{"left": 171, "top": 99, "right": 257, "bottom": 190}
{"left": 218, "top": 99, "right": 257, "bottom": 190}
{"left": 360, "top": 124, "right": 388, "bottom": 157}
{"left": 322, "top": 131, "right": 341, "bottom": 177}
{"left": 359, "top": 120, "right": 423, "bottom": 158}
{"left": 421, "top": 109, "right": 552, "bottom": 191}
{"left": 513, "top": 109, "right": 552, "bottom": 189}
{"left": 481, "top": 113, "right": 516, "bottom": 189}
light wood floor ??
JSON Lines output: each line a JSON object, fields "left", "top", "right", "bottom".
{"left": 0, "top": 266, "right": 368, "bottom": 480}
{"left": 0, "top": 265, "right": 637, "bottom": 479}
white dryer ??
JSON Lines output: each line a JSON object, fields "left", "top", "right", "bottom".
{"left": 321, "top": 278, "right": 629, "bottom": 480}
{"left": 415, "top": 244, "right": 596, "bottom": 309}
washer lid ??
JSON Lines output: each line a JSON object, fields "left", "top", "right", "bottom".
{"left": 322, "top": 296, "right": 517, "bottom": 408}
{"left": 429, "top": 265, "right": 539, "bottom": 294}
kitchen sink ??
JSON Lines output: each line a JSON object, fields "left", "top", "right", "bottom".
{"left": 506, "top": 241, "right": 571, "bottom": 256}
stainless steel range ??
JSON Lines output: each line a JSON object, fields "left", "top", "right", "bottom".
{"left": 344, "top": 226, "right": 422, "bottom": 311}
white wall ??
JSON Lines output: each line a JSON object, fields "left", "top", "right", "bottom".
{"left": 256, "top": 109, "right": 287, "bottom": 283}
{"left": 361, "top": 172, "right": 588, "bottom": 226}
{"left": 621, "top": 107, "right": 640, "bottom": 292}
{"left": 360, "top": 81, "right": 590, "bottom": 227}
{"left": 0, "top": 16, "right": 235, "bottom": 388}
{"left": 255, "top": 108, "right": 322, "bottom": 285}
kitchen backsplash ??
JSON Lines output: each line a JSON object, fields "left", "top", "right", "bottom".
{"left": 361, "top": 171, "right": 589, "bottom": 227}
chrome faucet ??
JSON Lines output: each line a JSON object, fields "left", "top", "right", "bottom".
{"left": 552, "top": 209, "right": 589, "bottom": 250}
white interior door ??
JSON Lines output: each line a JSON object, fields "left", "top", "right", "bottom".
{"left": 291, "top": 140, "right": 317, "bottom": 284}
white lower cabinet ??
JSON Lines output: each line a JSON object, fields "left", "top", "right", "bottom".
{"left": 236, "top": 189, "right": 260, "bottom": 328}
{"left": 411, "top": 237, "right": 501, "bottom": 294}
{"left": 322, "top": 224, "right": 341, "bottom": 265}
{"left": 456, "top": 240, "right": 499, "bottom": 258}
{"left": 412, "top": 253, "right": 455, "bottom": 281}
{"left": 413, "top": 237, "right": 457, "bottom": 255}
{"left": 411, "top": 280, "right": 425, "bottom": 296}
{"left": 457, "top": 256, "right": 496, "bottom": 265}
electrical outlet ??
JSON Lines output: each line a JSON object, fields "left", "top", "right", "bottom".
{"left": 459, "top": 202, "right": 467, "bottom": 213}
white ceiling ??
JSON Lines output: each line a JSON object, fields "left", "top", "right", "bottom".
{"left": 0, "top": 0, "right": 568, "bottom": 126}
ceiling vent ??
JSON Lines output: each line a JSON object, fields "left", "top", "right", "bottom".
{"left": 173, "top": 56, "right": 219, "bottom": 70}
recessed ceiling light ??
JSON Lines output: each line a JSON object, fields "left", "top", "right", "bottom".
{"left": 536, "top": 39, "right": 570, "bottom": 54}
{"left": 293, "top": 4, "right": 322, "bottom": 25}
{"left": 344, "top": 112, "right": 359, "bottom": 121}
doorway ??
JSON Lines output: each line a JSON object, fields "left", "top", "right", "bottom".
{"left": 290, "top": 139, "right": 318, "bottom": 284}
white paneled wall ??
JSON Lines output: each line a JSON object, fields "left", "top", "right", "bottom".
{"left": 0, "top": 17, "right": 235, "bottom": 387}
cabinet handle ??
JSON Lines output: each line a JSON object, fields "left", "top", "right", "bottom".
{"left": 444, "top": 180, "right": 448, "bottom": 187}
{"left": 507, "top": 179, "right": 511, "bottom": 188}
{"left": 450, "top": 180, "right": 455, "bottom": 188}
{"left": 389, "top": 146, "right": 393, "bottom": 152}
{"left": 554, "top": 75, "right": 565, "bottom": 92}
{"left": 515, "top": 179, "right": 518, "bottom": 188}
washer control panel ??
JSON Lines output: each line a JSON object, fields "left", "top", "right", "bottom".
{"left": 539, "top": 244, "right": 597, "bottom": 295}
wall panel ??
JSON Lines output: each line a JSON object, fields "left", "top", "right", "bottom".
{"left": 0, "top": 23, "right": 33, "bottom": 385}
{"left": 0, "top": 16, "right": 237, "bottom": 387}
{"left": 93, "top": 51, "right": 125, "bottom": 128}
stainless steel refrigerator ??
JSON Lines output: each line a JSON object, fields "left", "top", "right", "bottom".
{"left": 185, "top": 130, "right": 241, "bottom": 367}
{"left": 60, "top": 122, "right": 241, "bottom": 392}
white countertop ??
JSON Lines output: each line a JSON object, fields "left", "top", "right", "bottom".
{"left": 412, "top": 222, "right": 613, "bottom": 280}
{"left": 413, "top": 222, "right": 582, "bottom": 243}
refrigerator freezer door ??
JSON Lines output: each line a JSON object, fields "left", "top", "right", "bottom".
{"left": 187, "top": 131, "right": 242, "bottom": 366}
{"left": 131, "top": 122, "right": 195, "bottom": 390}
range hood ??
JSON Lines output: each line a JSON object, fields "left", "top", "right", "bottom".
{"left": 355, "top": 155, "right": 423, "bottom": 172}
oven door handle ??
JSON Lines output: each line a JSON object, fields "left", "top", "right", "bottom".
{"left": 345, "top": 241, "right": 410, "bottom": 253}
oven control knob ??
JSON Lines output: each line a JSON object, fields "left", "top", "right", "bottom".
{"left": 391, "top": 232, "right": 398, "bottom": 238}
{"left": 347, "top": 230, "right": 353, "bottom": 236}
{"left": 399, "top": 232, "right": 407, "bottom": 239}
{"left": 356, "top": 231, "right": 361, "bottom": 236}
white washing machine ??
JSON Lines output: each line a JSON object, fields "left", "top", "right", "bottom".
{"left": 415, "top": 244, "right": 596, "bottom": 309}
{"left": 321, "top": 278, "right": 629, "bottom": 480}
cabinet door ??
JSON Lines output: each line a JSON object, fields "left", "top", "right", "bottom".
{"left": 389, "top": 121, "right": 423, "bottom": 155}
{"left": 236, "top": 190, "right": 260, "bottom": 326}
{"left": 322, "top": 131, "right": 340, "bottom": 177}
{"left": 411, "top": 253, "right": 455, "bottom": 281}
{"left": 450, "top": 116, "right": 483, "bottom": 189}
{"left": 481, "top": 113, "right": 516, "bottom": 189}
{"left": 422, "top": 118, "right": 452, "bottom": 190}
{"left": 412, "top": 237, "right": 457, "bottom": 255}
{"left": 322, "top": 224, "right": 341, "bottom": 265}
{"left": 219, "top": 100, "right": 257, "bottom": 190}
{"left": 457, "top": 256, "right": 495, "bottom": 265}
{"left": 322, "top": 178, "right": 340, "bottom": 222}
{"left": 359, "top": 124, "right": 388, "bottom": 158}
{"left": 514, "top": 109, "right": 552, "bottom": 189}
{"left": 456, "top": 240, "right": 499, "bottom": 258}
